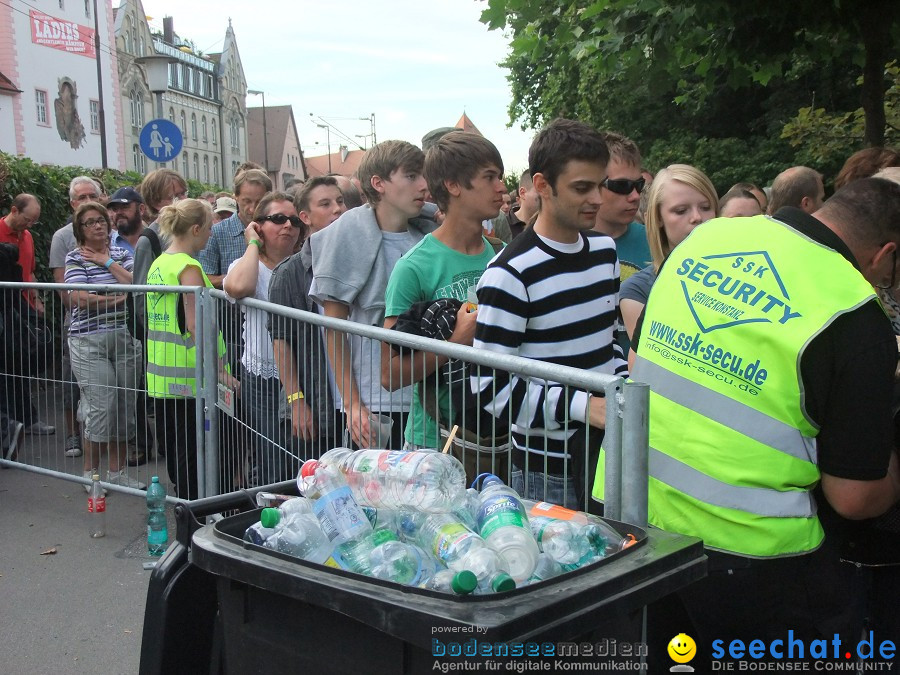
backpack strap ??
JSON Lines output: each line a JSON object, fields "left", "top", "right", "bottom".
{"left": 140, "top": 227, "right": 162, "bottom": 259}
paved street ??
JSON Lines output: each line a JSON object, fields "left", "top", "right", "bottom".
{"left": 0, "top": 465, "right": 168, "bottom": 674}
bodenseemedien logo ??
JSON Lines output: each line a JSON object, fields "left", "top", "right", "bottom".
{"left": 668, "top": 632, "right": 696, "bottom": 672}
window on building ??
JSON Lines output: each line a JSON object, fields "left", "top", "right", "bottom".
{"left": 213, "top": 157, "right": 219, "bottom": 186}
{"left": 180, "top": 110, "right": 186, "bottom": 135}
{"left": 185, "top": 66, "right": 193, "bottom": 93}
{"left": 168, "top": 63, "right": 175, "bottom": 88}
{"left": 130, "top": 86, "right": 144, "bottom": 127}
{"left": 168, "top": 107, "right": 175, "bottom": 123}
{"left": 132, "top": 144, "right": 146, "bottom": 173}
{"left": 230, "top": 116, "right": 240, "bottom": 151}
{"left": 208, "top": 74, "right": 214, "bottom": 99}
{"left": 202, "top": 116, "right": 208, "bottom": 142}
{"left": 182, "top": 152, "right": 189, "bottom": 179}
{"left": 138, "top": 35, "right": 145, "bottom": 57}
{"left": 193, "top": 153, "right": 199, "bottom": 179}
{"left": 203, "top": 156, "right": 209, "bottom": 183}
{"left": 232, "top": 161, "right": 239, "bottom": 178}
{"left": 124, "top": 19, "right": 133, "bottom": 53}
{"left": 35, "top": 89, "right": 48, "bottom": 125}
{"left": 89, "top": 99, "right": 100, "bottom": 133}
{"left": 191, "top": 113, "right": 197, "bottom": 141}
{"left": 212, "top": 123, "right": 217, "bottom": 146}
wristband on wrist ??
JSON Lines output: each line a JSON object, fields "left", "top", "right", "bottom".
{"left": 104, "top": 258, "right": 115, "bottom": 269}
{"left": 287, "top": 391, "right": 304, "bottom": 403}
{"left": 249, "top": 239, "right": 262, "bottom": 248}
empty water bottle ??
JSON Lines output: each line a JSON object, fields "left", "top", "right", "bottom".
{"left": 530, "top": 516, "right": 598, "bottom": 567}
{"left": 422, "top": 568, "right": 478, "bottom": 595}
{"left": 367, "top": 531, "right": 439, "bottom": 586}
{"left": 463, "top": 545, "right": 516, "bottom": 594}
{"left": 527, "top": 553, "right": 565, "bottom": 585}
{"left": 146, "top": 476, "right": 167, "bottom": 555}
{"left": 309, "top": 448, "right": 467, "bottom": 512}
{"left": 522, "top": 499, "right": 633, "bottom": 556}
{"left": 260, "top": 509, "right": 333, "bottom": 564}
{"left": 474, "top": 474, "right": 538, "bottom": 583}
{"left": 244, "top": 520, "right": 276, "bottom": 546}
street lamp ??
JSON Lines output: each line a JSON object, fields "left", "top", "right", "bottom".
{"left": 135, "top": 54, "right": 175, "bottom": 168}
{"left": 247, "top": 89, "right": 269, "bottom": 173}
{"left": 316, "top": 123, "right": 332, "bottom": 173}
{"left": 360, "top": 113, "right": 376, "bottom": 145}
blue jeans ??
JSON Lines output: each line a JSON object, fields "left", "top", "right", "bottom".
{"left": 241, "top": 369, "right": 289, "bottom": 486}
{"left": 510, "top": 467, "right": 580, "bottom": 510}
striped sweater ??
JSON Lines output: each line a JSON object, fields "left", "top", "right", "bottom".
{"left": 471, "top": 228, "right": 628, "bottom": 460}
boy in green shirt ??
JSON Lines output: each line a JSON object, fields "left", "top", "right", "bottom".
{"left": 382, "top": 132, "right": 506, "bottom": 447}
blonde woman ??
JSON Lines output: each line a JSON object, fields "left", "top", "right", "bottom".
{"left": 145, "top": 199, "right": 236, "bottom": 499}
{"left": 619, "top": 164, "right": 719, "bottom": 342}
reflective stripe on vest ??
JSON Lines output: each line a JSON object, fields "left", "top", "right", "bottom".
{"left": 633, "top": 356, "right": 817, "bottom": 465}
{"left": 146, "top": 329, "right": 195, "bottom": 350}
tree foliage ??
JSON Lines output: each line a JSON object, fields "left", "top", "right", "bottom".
{"left": 480, "top": 0, "right": 899, "bottom": 190}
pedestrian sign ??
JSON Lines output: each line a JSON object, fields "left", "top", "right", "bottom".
{"left": 139, "top": 119, "right": 183, "bottom": 162}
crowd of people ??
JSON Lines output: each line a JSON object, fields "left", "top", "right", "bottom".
{"left": 1, "top": 120, "right": 899, "bottom": 659}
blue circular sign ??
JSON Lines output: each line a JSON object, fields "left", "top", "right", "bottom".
{"left": 139, "top": 119, "right": 183, "bottom": 163}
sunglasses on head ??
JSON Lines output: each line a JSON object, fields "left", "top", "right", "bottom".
{"left": 601, "top": 177, "right": 646, "bottom": 195}
{"left": 259, "top": 213, "right": 303, "bottom": 227}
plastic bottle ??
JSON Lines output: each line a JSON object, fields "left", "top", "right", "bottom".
{"left": 422, "top": 568, "right": 478, "bottom": 595}
{"left": 521, "top": 499, "right": 634, "bottom": 556}
{"left": 260, "top": 509, "right": 334, "bottom": 564}
{"left": 530, "top": 516, "right": 598, "bottom": 567}
{"left": 527, "top": 553, "right": 565, "bottom": 585}
{"left": 306, "top": 448, "right": 467, "bottom": 512}
{"left": 399, "top": 511, "right": 515, "bottom": 593}
{"left": 88, "top": 473, "right": 106, "bottom": 538}
{"left": 146, "top": 476, "right": 168, "bottom": 555}
{"left": 474, "top": 474, "right": 538, "bottom": 583}
{"left": 367, "top": 531, "right": 439, "bottom": 586}
{"left": 244, "top": 520, "right": 276, "bottom": 546}
{"left": 299, "top": 459, "right": 375, "bottom": 574}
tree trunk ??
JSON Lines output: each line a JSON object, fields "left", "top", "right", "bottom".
{"left": 857, "top": 0, "right": 894, "bottom": 147}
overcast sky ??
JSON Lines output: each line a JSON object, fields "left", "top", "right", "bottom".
{"left": 138, "top": 0, "right": 535, "bottom": 176}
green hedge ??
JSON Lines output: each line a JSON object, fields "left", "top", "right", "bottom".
{"left": 0, "top": 152, "right": 220, "bottom": 285}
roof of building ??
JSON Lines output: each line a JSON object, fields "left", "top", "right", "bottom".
{"left": 247, "top": 104, "right": 305, "bottom": 174}
{"left": 455, "top": 112, "right": 481, "bottom": 136}
{"left": 0, "top": 71, "right": 20, "bottom": 95}
{"left": 304, "top": 148, "right": 367, "bottom": 178}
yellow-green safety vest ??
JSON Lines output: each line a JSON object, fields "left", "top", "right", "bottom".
{"left": 145, "top": 252, "right": 225, "bottom": 399}
{"left": 593, "top": 215, "right": 877, "bottom": 558}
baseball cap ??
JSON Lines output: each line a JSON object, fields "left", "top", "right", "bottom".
{"left": 215, "top": 196, "right": 237, "bottom": 214}
{"left": 107, "top": 186, "right": 143, "bottom": 205}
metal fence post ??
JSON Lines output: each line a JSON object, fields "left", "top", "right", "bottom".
{"left": 621, "top": 381, "right": 650, "bottom": 527}
{"left": 603, "top": 379, "right": 624, "bottom": 521}
{"left": 198, "top": 288, "right": 221, "bottom": 498}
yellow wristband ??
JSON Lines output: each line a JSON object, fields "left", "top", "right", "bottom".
{"left": 249, "top": 239, "right": 262, "bottom": 248}
{"left": 287, "top": 391, "right": 304, "bottom": 403}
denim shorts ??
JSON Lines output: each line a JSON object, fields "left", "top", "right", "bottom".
{"left": 510, "top": 467, "right": 580, "bottom": 509}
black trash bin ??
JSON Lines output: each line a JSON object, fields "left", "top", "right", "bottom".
{"left": 187, "top": 505, "right": 705, "bottom": 674}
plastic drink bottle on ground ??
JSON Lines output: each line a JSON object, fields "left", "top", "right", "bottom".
{"left": 260, "top": 509, "right": 334, "bottom": 564}
{"left": 422, "top": 568, "right": 478, "bottom": 595}
{"left": 367, "top": 531, "right": 439, "bottom": 586}
{"left": 146, "top": 476, "right": 167, "bottom": 555}
{"left": 88, "top": 473, "right": 106, "bottom": 539}
{"left": 474, "top": 474, "right": 538, "bottom": 583}
{"left": 309, "top": 448, "right": 467, "bottom": 512}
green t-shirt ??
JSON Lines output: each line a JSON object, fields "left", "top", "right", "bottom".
{"left": 384, "top": 234, "right": 499, "bottom": 447}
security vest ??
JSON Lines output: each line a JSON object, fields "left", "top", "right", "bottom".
{"left": 593, "top": 215, "right": 876, "bottom": 557}
{"left": 145, "top": 252, "right": 224, "bottom": 399}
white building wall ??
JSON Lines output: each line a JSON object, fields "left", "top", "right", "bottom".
{"left": 12, "top": 0, "right": 123, "bottom": 169}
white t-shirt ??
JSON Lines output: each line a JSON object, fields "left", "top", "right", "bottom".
{"left": 225, "top": 259, "right": 278, "bottom": 378}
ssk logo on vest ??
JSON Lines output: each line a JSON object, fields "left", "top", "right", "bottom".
{"left": 675, "top": 251, "right": 801, "bottom": 333}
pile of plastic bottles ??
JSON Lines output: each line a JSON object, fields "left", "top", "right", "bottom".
{"left": 243, "top": 448, "right": 634, "bottom": 595}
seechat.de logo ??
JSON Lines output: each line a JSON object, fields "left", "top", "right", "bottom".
{"left": 668, "top": 632, "right": 697, "bottom": 672}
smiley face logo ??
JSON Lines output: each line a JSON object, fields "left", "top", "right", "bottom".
{"left": 667, "top": 633, "right": 696, "bottom": 664}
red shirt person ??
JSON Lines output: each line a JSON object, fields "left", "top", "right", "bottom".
{"left": 0, "top": 194, "right": 42, "bottom": 311}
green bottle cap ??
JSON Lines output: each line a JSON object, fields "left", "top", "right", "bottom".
{"left": 259, "top": 508, "right": 281, "bottom": 529}
{"left": 451, "top": 570, "right": 478, "bottom": 595}
{"left": 371, "top": 529, "right": 397, "bottom": 546}
{"left": 491, "top": 573, "right": 516, "bottom": 593}
{"left": 151, "top": 476, "right": 160, "bottom": 483}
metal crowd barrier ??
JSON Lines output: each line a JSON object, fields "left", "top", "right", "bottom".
{"left": 0, "top": 281, "right": 650, "bottom": 524}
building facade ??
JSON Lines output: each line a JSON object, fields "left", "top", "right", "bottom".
{"left": 114, "top": 0, "right": 248, "bottom": 187}
{"left": 0, "top": 0, "right": 126, "bottom": 168}
{"left": 247, "top": 104, "right": 307, "bottom": 190}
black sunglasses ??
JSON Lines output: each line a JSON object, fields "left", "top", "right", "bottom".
{"left": 259, "top": 213, "right": 303, "bottom": 228}
{"left": 601, "top": 177, "right": 646, "bottom": 195}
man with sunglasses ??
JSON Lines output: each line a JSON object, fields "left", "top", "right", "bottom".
{"left": 592, "top": 132, "right": 652, "bottom": 281}
{"left": 614, "top": 178, "right": 900, "bottom": 663}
